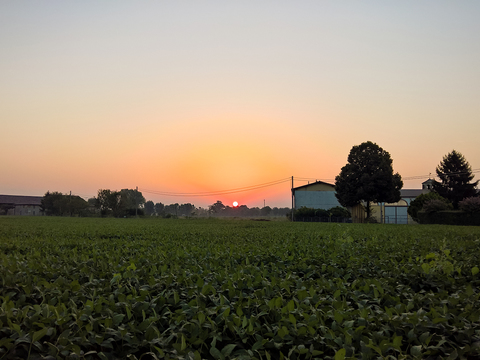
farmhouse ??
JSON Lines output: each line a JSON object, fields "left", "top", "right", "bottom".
{"left": 0, "top": 195, "right": 44, "bottom": 216}
{"left": 292, "top": 179, "right": 434, "bottom": 224}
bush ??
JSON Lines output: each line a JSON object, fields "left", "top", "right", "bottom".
{"left": 290, "top": 206, "right": 351, "bottom": 222}
{"left": 459, "top": 196, "right": 480, "bottom": 213}
{"left": 329, "top": 206, "right": 351, "bottom": 218}
{"left": 295, "top": 207, "right": 316, "bottom": 219}
{"left": 418, "top": 210, "right": 480, "bottom": 226}
{"left": 408, "top": 192, "right": 451, "bottom": 222}
{"left": 315, "top": 209, "right": 330, "bottom": 218}
{"left": 423, "top": 199, "right": 453, "bottom": 213}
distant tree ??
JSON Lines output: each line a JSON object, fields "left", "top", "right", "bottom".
{"left": 209, "top": 200, "right": 225, "bottom": 215}
{"left": 178, "top": 203, "right": 195, "bottom": 217}
{"left": 96, "top": 189, "right": 121, "bottom": 216}
{"left": 41, "top": 191, "right": 64, "bottom": 216}
{"left": 66, "top": 195, "right": 89, "bottom": 216}
{"left": 433, "top": 150, "right": 478, "bottom": 209}
{"left": 335, "top": 141, "right": 403, "bottom": 221}
{"left": 271, "top": 207, "right": 291, "bottom": 217}
{"left": 237, "top": 205, "right": 249, "bottom": 216}
{"left": 407, "top": 192, "right": 451, "bottom": 223}
{"left": 144, "top": 201, "right": 155, "bottom": 216}
{"left": 260, "top": 206, "right": 272, "bottom": 216}
{"left": 154, "top": 202, "right": 165, "bottom": 216}
{"left": 249, "top": 207, "right": 261, "bottom": 217}
{"left": 195, "top": 207, "right": 209, "bottom": 217}
{"left": 119, "top": 189, "right": 146, "bottom": 216}
{"left": 164, "top": 204, "right": 179, "bottom": 217}
{"left": 94, "top": 189, "right": 145, "bottom": 217}
{"left": 41, "top": 191, "right": 88, "bottom": 216}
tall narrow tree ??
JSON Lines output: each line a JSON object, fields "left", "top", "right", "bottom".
{"left": 433, "top": 150, "right": 478, "bottom": 209}
{"left": 335, "top": 141, "right": 403, "bottom": 221}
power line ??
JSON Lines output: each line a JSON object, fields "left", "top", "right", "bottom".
{"left": 76, "top": 167, "right": 480, "bottom": 200}
{"left": 140, "top": 177, "right": 291, "bottom": 197}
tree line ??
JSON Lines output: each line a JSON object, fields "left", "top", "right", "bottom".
{"left": 40, "top": 142, "right": 478, "bottom": 222}
{"left": 40, "top": 190, "right": 291, "bottom": 218}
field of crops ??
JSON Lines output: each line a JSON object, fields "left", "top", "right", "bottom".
{"left": 1, "top": 217, "right": 480, "bottom": 360}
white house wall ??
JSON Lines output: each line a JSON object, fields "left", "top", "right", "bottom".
{"left": 295, "top": 191, "right": 341, "bottom": 210}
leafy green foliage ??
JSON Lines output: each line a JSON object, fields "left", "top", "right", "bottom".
{"left": 95, "top": 188, "right": 145, "bottom": 217}
{"left": 418, "top": 210, "right": 480, "bottom": 226}
{"left": 433, "top": 150, "right": 479, "bottom": 209}
{"left": 422, "top": 199, "right": 454, "bottom": 213}
{"left": 292, "top": 207, "right": 350, "bottom": 222}
{"left": 329, "top": 206, "right": 351, "bottom": 218}
{"left": 41, "top": 191, "right": 89, "bottom": 216}
{"left": 144, "top": 200, "right": 155, "bottom": 216}
{"left": 1, "top": 218, "right": 480, "bottom": 359}
{"left": 407, "top": 192, "right": 451, "bottom": 223}
{"left": 335, "top": 141, "right": 403, "bottom": 220}
{"left": 459, "top": 197, "right": 480, "bottom": 213}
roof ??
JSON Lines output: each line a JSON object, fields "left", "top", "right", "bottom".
{"left": 293, "top": 180, "right": 335, "bottom": 191}
{"left": 0, "top": 195, "right": 43, "bottom": 206}
{"left": 400, "top": 189, "right": 424, "bottom": 198}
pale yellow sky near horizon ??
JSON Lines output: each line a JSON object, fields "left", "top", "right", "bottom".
{"left": 1, "top": 1, "right": 479, "bottom": 208}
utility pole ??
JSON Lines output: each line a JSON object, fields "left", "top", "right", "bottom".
{"left": 264, "top": 199, "right": 265, "bottom": 208}
{"left": 291, "top": 176, "right": 294, "bottom": 222}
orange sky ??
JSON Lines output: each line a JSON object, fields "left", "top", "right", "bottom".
{"left": 1, "top": 2, "right": 479, "bottom": 208}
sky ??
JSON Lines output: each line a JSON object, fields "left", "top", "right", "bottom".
{"left": 1, "top": 1, "right": 479, "bottom": 208}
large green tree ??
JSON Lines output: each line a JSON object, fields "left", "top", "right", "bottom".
{"left": 433, "top": 150, "right": 478, "bottom": 209}
{"left": 41, "top": 191, "right": 88, "bottom": 216}
{"left": 335, "top": 141, "right": 403, "bottom": 221}
{"left": 95, "top": 188, "right": 145, "bottom": 217}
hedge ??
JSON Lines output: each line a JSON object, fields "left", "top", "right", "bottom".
{"left": 418, "top": 210, "right": 480, "bottom": 226}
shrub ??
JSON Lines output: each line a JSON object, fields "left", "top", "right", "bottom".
{"left": 295, "top": 207, "right": 316, "bottom": 219}
{"left": 418, "top": 210, "right": 480, "bottom": 226}
{"left": 315, "top": 209, "right": 330, "bottom": 218}
{"left": 408, "top": 192, "right": 451, "bottom": 222}
{"left": 329, "top": 206, "right": 351, "bottom": 218}
{"left": 423, "top": 199, "right": 453, "bottom": 213}
{"left": 459, "top": 196, "right": 480, "bottom": 213}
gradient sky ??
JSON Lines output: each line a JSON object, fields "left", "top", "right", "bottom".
{"left": 1, "top": 1, "right": 479, "bottom": 208}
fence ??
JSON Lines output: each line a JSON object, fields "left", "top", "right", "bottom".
{"left": 295, "top": 216, "right": 352, "bottom": 223}
{"left": 384, "top": 215, "right": 409, "bottom": 224}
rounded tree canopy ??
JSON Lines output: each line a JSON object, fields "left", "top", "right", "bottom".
{"left": 335, "top": 141, "right": 403, "bottom": 218}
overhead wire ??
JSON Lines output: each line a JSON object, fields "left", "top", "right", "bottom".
{"left": 140, "top": 177, "right": 292, "bottom": 197}
{"left": 75, "top": 167, "right": 479, "bottom": 199}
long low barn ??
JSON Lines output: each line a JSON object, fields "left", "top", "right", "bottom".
{"left": 0, "top": 195, "right": 44, "bottom": 216}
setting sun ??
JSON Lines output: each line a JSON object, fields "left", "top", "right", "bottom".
{"left": 233, "top": 201, "right": 238, "bottom": 207}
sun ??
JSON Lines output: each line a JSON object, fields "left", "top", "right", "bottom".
{"left": 233, "top": 201, "right": 238, "bottom": 207}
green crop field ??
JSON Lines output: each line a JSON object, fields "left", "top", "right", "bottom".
{"left": 1, "top": 217, "right": 480, "bottom": 360}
